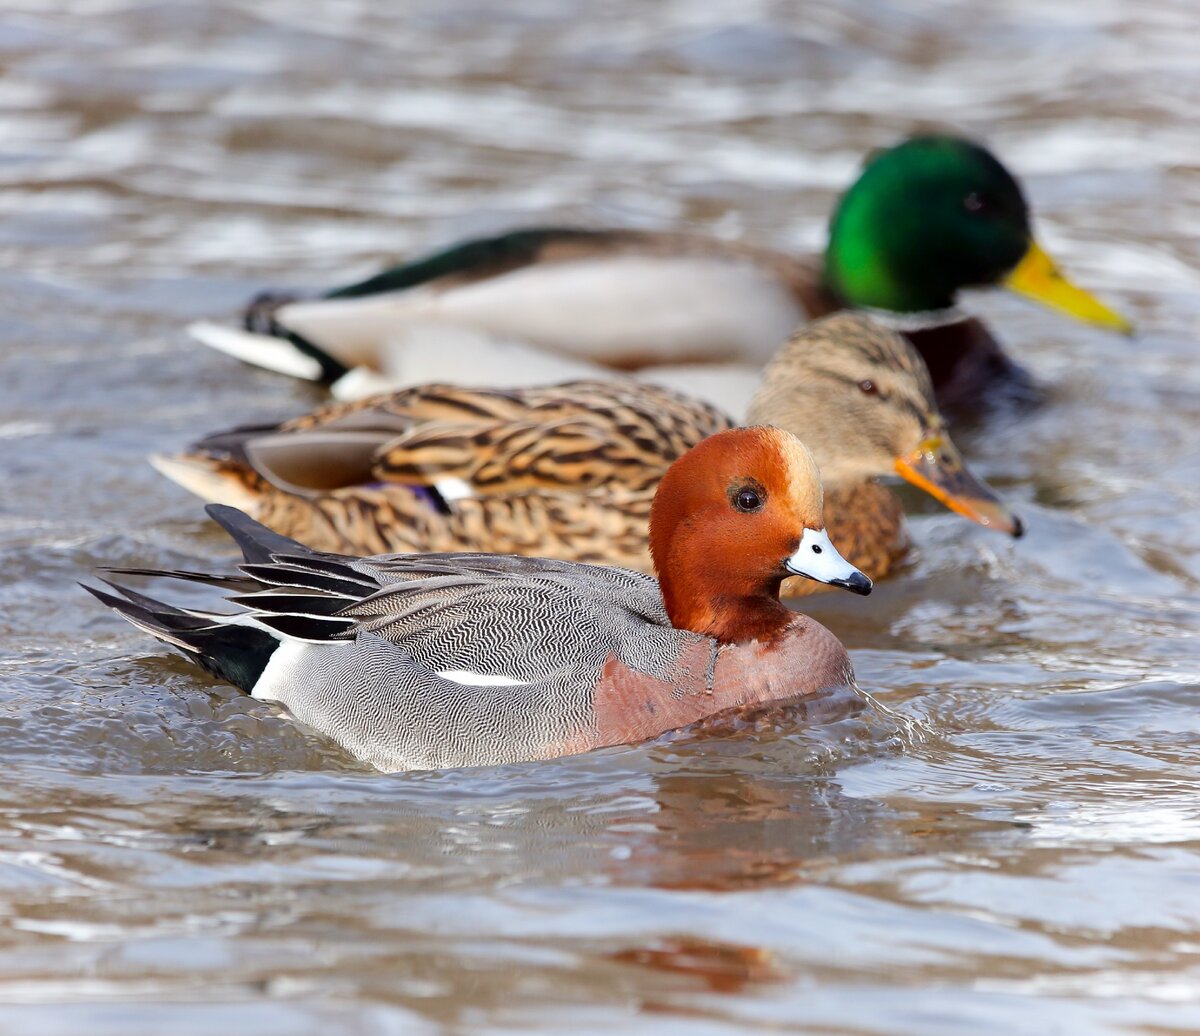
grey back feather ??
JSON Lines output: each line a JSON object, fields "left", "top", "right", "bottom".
{"left": 224, "top": 532, "right": 711, "bottom": 771}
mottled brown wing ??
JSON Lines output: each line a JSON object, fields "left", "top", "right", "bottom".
{"left": 369, "top": 380, "right": 734, "bottom": 496}
{"left": 276, "top": 382, "right": 533, "bottom": 434}
{"left": 177, "top": 379, "right": 732, "bottom": 561}
{"left": 253, "top": 482, "right": 656, "bottom": 569}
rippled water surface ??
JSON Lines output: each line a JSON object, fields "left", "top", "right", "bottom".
{"left": 1, "top": 1, "right": 1199, "bottom": 1032}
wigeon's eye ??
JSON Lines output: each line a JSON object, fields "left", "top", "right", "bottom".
{"left": 858, "top": 379, "right": 879, "bottom": 396}
{"left": 728, "top": 479, "right": 767, "bottom": 514}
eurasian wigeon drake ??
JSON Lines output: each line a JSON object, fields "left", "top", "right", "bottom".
{"left": 86, "top": 428, "right": 869, "bottom": 773}
{"left": 188, "top": 135, "right": 1130, "bottom": 412}
{"left": 152, "top": 314, "right": 1021, "bottom": 597}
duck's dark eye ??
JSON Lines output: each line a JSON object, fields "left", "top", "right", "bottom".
{"left": 963, "top": 192, "right": 990, "bottom": 214}
{"left": 858, "top": 379, "right": 879, "bottom": 396}
{"left": 736, "top": 489, "right": 761, "bottom": 512}
{"left": 729, "top": 479, "right": 767, "bottom": 514}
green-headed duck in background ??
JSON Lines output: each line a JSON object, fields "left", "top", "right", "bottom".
{"left": 189, "top": 134, "right": 1131, "bottom": 414}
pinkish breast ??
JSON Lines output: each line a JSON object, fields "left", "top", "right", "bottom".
{"left": 589, "top": 616, "right": 854, "bottom": 750}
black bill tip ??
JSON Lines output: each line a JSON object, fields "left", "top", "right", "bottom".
{"left": 831, "top": 571, "right": 873, "bottom": 596}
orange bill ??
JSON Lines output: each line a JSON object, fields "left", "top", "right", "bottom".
{"left": 894, "top": 431, "right": 1023, "bottom": 537}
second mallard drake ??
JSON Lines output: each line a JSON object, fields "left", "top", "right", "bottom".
{"left": 189, "top": 134, "right": 1130, "bottom": 412}
{"left": 155, "top": 313, "right": 1022, "bottom": 595}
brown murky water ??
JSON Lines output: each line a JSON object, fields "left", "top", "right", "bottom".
{"left": 1, "top": 1, "right": 1199, "bottom": 1032}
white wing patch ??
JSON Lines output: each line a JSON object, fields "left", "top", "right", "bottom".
{"left": 436, "top": 669, "right": 530, "bottom": 687}
{"left": 434, "top": 477, "right": 474, "bottom": 502}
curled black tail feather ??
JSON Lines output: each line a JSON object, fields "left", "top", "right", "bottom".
{"left": 82, "top": 581, "right": 278, "bottom": 693}
{"left": 243, "top": 290, "right": 302, "bottom": 335}
{"left": 242, "top": 291, "right": 348, "bottom": 384}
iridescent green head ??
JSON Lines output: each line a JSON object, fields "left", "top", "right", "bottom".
{"left": 823, "top": 136, "right": 1031, "bottom": 313}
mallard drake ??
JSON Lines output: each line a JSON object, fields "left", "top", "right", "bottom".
{"left": 154, "top": 313, "right": 1022, "bottom": 595}
{"left": 87, "top": 429, "right": 867, "bottom": 772}
{"left": 189, "top": 134, "right": 1130, "bottom": 412}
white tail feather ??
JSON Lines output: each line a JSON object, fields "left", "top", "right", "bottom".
{"left": 187, "top": 321, "right": 325, "bottom": 381}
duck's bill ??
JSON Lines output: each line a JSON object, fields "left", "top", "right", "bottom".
{"left": 785, "top": 528, "right": 873, "bottom": 596}
{"left": 894, "top": 432, "right": 1024, "bottom": 537}
{"left": 1004, "top": 239, "right": 1133, "bottom": 335}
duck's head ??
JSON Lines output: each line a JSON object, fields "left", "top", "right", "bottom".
{"left": 649, "top": 426, "right": 871, "bottom": 645}
{"left": 747, "top": 312, "right": 1023, "bottom": 537}
{"left": 822, "top": 135, "right": 1131, "bottom": 332}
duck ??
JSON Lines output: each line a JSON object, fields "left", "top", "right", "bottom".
{"left": 86, "top": 428, "right": 870, "bottom": 773}
{"left": 152, "top": 313, "right": 1022, "bottom": 596}
{"left": 188, "top": 134, "right": 1131, "bottom": 413}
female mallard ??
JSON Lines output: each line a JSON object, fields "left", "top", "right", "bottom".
{"left": 155, "top": 313, "right": 1022, "bottom": 595}
{"left": 190, "top": 135, "right": 1129, "bottom": 412}
{"left": 88, "top": 428, "right": 867, "bottom": 773}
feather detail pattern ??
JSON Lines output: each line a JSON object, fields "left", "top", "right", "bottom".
{"left": 282, "top": 379, "right": 733, "bottom": 494}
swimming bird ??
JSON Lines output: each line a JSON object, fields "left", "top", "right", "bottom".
{"left": 153, "top": 314, "right": 1022, "bottom": 595}
{"left": 86, "top": 428, "right": 867, "bottom": 772}
{"left": 188, "top": 135, "right": 1130, "bottom": 413}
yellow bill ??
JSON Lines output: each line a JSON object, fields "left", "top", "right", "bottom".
{"left": 894, "top": 431, "right": 1023, "bottom": 537}
{"left": 1004, "top": 240, "right": 1133, "bottom": 335}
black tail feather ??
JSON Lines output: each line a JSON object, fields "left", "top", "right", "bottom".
{"left": 229, "top": 590, "right": 353, "bottom": 616}
{"left": 82, "top": 581, "right": 279, "bottom": 693}
{"left": 94, "top": 577, "right": 223, "bottom": 629}
{"left": 205, "top": 504, "right": 314, "bottom": 564}
{"left": 101, "top": 567, "right": 260, "bottom": 592}
{"left": 83, "top": 582, "right": 206, "bottom": 640}
{"left": 239, "top": 563, "right": 372, "bottom": 597}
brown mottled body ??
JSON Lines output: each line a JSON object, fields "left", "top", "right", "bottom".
{"left": 282, "top": 379, "right": 730, "bottom": 492}
{"left": 252, "top": 481, "right": 654, "bottom": 567}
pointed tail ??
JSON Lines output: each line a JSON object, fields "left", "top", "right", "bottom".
{"left": 82, "top": 578, "right": 279, "bottom": 693}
